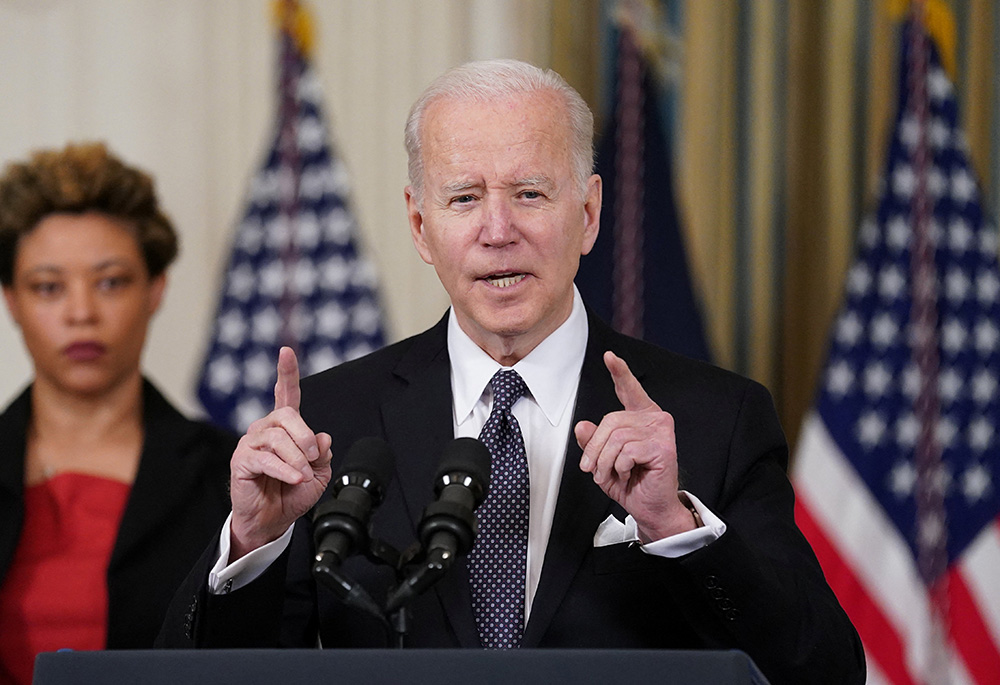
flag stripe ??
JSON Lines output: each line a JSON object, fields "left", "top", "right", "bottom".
{"left": 796, "top": 414, "right": 992, "bottom": 685}
{"left": 795, "top": 498, "right": 915, "bottom": 685}
{"left": 795, "top": 414, "right": 934, "bottom": 665}
{"left": 948, "top": 566, "right": 1000, "bottom": 683}
{"left": 961, "top": 519, "right": 1000, "bottom": 644}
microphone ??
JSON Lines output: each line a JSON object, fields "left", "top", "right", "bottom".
{"left": 385, "top": 438, "right": 491, "bottom": 612}
{"left": 313, "top": 436, "right": 394, "bottom": 565}
{"left": 419, "top": 437, "right": 491, "bottom": 559}
{"left": 312, "top": 437, "right": 394, "bottom": 621}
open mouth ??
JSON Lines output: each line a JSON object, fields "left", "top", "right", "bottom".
{"left": 484, "top": 273, "right": 526, "bottom": 288}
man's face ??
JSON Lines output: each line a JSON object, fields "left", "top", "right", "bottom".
{"left": 406, "top": 90, "right": 601, "bottom": 365}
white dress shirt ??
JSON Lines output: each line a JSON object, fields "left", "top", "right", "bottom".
{"left": 208, "top": 286, "right": 725, "bottom": 601}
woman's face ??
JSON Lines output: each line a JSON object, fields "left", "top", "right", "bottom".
{"left": 2, "top": 212, "right": 165, "bottom": 397}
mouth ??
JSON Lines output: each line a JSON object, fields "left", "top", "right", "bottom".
{"left": 64, "top": 341, "right": 107, "bottom": 361}
{"left": 482, "top": 272, "right": 527, "bottom": 288}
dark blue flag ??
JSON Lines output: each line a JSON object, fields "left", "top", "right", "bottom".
{"left": 576, "top": 20, "right": 710, "bottom": 362}
{"left": 196, "top": 14, "right": 385, "bottom": 432}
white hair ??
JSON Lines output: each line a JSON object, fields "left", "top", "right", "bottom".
{"left": 404, "top": 59, "right": 595, "bottom": 205}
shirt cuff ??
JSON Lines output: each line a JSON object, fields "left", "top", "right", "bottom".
{"left": 640, "top": 492, "right": 725, "bottom": 558}
{"left": 207, "top": 512, "right": 295, "bottom": 595}
{"left": 591, "top": 492, "right": 726, "bottom": 559}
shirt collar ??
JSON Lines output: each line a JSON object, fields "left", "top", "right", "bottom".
{"left": 449, "top": 286, "right": 589, "bottom": 426}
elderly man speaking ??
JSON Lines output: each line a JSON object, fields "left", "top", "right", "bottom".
{"left": 160, "top": 60, "right": 864, "bottom": 685}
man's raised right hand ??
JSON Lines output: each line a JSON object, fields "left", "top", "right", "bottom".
{"left": 228, "top": 346, "right": 333, "bottom": 562}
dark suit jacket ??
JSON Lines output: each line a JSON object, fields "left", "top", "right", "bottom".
{"left": 160, "top": 312, "right": 864, "bottom": 684}
{"left": 0, "top": 379, "right": 235, "bottom": 649}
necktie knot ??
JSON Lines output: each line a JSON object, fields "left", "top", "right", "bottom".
{"left": 489, "top": 369, "right": 527, "bottom": 415}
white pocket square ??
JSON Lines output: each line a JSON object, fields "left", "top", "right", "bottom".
{"left": 593, "top": 514, "right": 641, "bottom": 547}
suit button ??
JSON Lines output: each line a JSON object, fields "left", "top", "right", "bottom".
{"left": 725, "top": 608, "right": 741, "bottom": 621}
{"left": 704, "top": 575, "right": 718, "bottom": 589}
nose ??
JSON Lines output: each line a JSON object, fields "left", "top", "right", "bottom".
{"left": 65, "top": 282, "right": 98, "bottom": 325}
{"left": 480, "top": 195, "right": 517, "bottom": 247}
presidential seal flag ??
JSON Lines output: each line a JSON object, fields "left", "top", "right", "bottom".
{"left": 197, "top": 1, "right": 385, "bottom": 432}
{"left": 792, "top": 8, "right": 1000, "bottom": 685}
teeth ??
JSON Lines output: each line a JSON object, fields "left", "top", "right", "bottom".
{"left": 487, "top": 274, "right": 525, "bottom": 288}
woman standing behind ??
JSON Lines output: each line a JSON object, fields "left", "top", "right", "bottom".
{"left": 0, "top": 143, "right": 235, "bottom": 684}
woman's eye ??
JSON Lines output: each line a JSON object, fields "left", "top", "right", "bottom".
{"left": 30, "top": 282, "right": 61, "bottom": 297}
{"left": 98, "top": 275, "right": 131, "bottom": 291}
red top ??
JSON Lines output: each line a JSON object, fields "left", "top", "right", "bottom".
{"left": 0, "top": 473, "right": 130, "bottom": 685}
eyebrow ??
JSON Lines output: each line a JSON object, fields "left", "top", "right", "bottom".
{"left": 23, "top": 257, "right": 136, "bottom": 276}
{"left": 513, "top": 176, "right": 555, "bottom": 189}
{"left": 440, "top": 177, "right": 556, "bottom": 195}
{"left": 441, "top": 181, "right": 483, "bottom": 195}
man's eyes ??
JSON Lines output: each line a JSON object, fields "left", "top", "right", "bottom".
{"left": 446, "top": 189, "right": 546, "bottom": 205}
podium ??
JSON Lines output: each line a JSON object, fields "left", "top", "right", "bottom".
{"left": 34, "top": 648, "right": 770, "bottom": 684}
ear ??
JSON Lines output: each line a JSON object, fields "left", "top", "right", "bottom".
{"left": 406, "top": 186, "right": 434, "bottom": 265}
{"left": 2, "top": 286, "right": 20, "bottom": 327}
{"left": 580, "top": 173, "right": 602, "bottom": 256}
{"left": 148, "top": 273, "right": 167, "bottom": 314}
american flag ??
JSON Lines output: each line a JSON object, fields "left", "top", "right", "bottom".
{"left": 196, "top": 6, "right": 385, "bottom": 433}
{"left": 792, "top": 15, "right": 1000, "bottom": 685}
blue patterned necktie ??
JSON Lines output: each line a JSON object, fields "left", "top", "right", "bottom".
{"left": 467, "top": 369, "right": 530, "bottom": 649}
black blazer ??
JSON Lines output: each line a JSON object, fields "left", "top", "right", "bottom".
{"left": 160, "top": 312, "right": 864, "bottom": 684}
{"left": 0, "top": 379, "right": 235, "bottom": 648}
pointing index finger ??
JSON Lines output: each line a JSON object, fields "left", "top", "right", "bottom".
{"left": 274, "top": 346, "right": 301, "bottom": 412}
{"left": 604, "top": 351, "right": 658, "bottom": 412}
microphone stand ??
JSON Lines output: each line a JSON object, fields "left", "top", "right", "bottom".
{"left": 383, "top": 533, "right": 464, "bottom": 648}
{"left": 311, "top": 535, "right": 402, "bottom": 633}
{"left": 311, "top": 527, "right": 433, "bottom": 649}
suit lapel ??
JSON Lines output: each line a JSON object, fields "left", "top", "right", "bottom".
{"left": 380, "top": 314, "right": 482, "bottom": 647}
{"left": 522, "top": 313, "right": 646, "bottom": 647}
{"left": 0, "top": 388, "right": 30, "bottom": 580}
{"left": 109, "top": 381, "right": 207, "bottom": 571}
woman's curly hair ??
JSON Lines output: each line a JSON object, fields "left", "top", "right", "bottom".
{"left": 0, "top": 142, "right": 177, "bottom": 285}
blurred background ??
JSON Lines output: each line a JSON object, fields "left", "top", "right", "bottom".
{"left": 1, "top": 0, "right": 997, "bottom": 449}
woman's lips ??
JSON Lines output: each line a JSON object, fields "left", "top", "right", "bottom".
{"left": 64, "top": 341, "right": 106, "bottom": 361}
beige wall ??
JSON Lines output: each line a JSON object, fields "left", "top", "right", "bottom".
{"left": 0, "top": 0, "right": 552, "bottom": 416}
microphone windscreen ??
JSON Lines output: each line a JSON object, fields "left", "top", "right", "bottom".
{"left": 436, "top": 437, "right": 491, "bottom": 488}
{"left": 337, "top": 436, "right": 395, "bottom": 486}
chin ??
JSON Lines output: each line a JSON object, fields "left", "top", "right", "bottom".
{"left": 55, "top": 369, "right": 125, "bottom": 397}
{"left": 474, "top": 306, "right": 536, "bottom": 338}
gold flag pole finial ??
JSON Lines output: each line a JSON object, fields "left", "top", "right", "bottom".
{"left": 887, "top": 0, "right": 957, "bottom": 79}
{"left": 272, "top": 0, "right": 316, "bottom": 58}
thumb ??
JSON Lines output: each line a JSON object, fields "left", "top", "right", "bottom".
{"left": 273, "top": 346, "right": 301, "bottom": 412}
{"left": 604, "top": 351, "right": 658, "bottom": 412}
{"left": 574, "top": 420, "right": 598, "bottom": 451}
